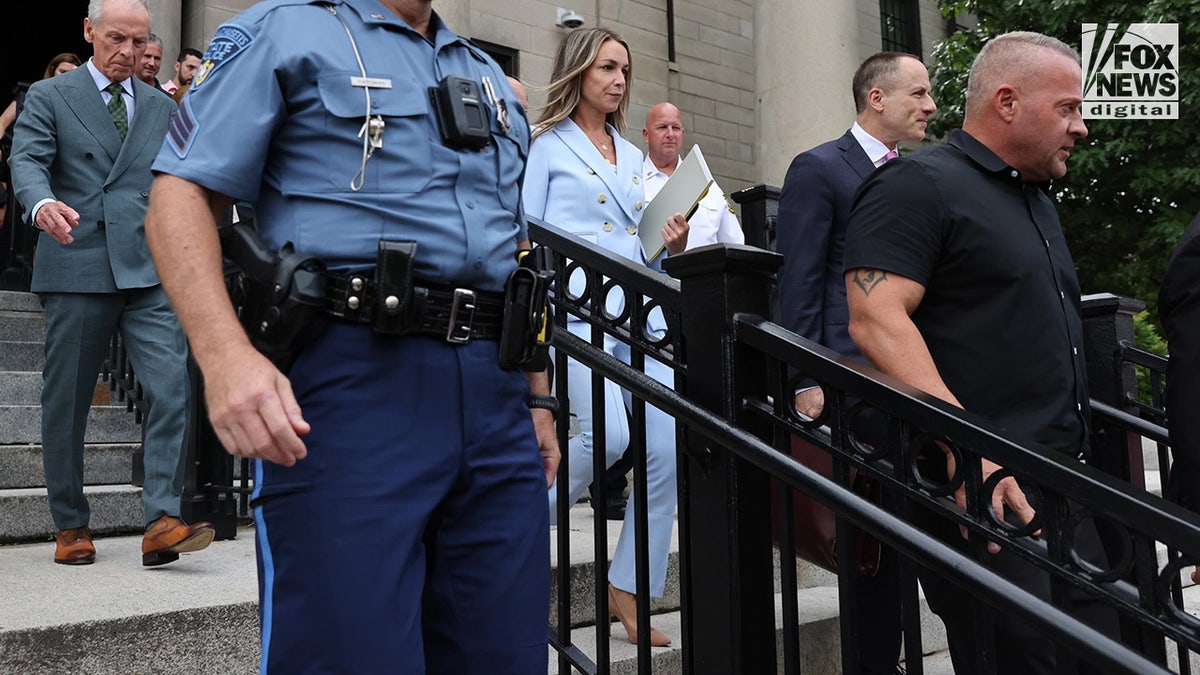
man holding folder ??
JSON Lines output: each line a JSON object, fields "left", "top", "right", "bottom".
{"left": 642, "top": 102, "right": 743, "bottom": 251}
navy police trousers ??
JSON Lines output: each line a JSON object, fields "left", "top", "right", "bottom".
{"left": 252, "top": 324, "right": 549, "bottom": 674}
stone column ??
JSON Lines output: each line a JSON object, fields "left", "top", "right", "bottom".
{"left": 147, "top": 0, "right": 182, "bottom": 73}
{"left": 754, "top": 1, "right": 859, "bottom": 185}
{"left": 438, "top": 0, "right": 471, "bottom": 34}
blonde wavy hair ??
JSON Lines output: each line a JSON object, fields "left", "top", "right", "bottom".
{"left": 532, "top": 27, "right": 633, "bottom": 142}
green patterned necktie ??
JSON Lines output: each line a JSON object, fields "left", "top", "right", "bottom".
{"left": 105, "top": 82, "right": 127, "bottom": 140}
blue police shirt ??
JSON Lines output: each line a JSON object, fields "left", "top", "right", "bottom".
{"left": 151, "top": 0, "right": 529, "bottom": 292}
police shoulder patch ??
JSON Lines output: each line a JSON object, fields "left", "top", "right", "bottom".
{"left": 193, "top": 24, "right": 255, "bottom": 90}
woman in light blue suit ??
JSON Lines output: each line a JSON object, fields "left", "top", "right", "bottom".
{"left": 523, "top": 27, "right": 688, "bottom": 647}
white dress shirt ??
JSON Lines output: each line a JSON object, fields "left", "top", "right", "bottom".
{"left": 850, "top": 121, "right": 896, "bottom": 168}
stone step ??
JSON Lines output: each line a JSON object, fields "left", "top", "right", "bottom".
{"left": 550, "top": 504, "right": 838, "bottom": 627}
{"left": 0, "top": 290, "right": 42, "bottom": 312}
{"left": 0, "top": 484, "right": 144, "bottom": 544}
{"left": 550, "top": 504, "right": 680, "bottom": 628}
{"left": 0, "top": 443, "right": 138, "bottom": 489}
{"left": 555, "top": 583, "right": 955, "bottom": 674}
{"left": 0, "top": 310, "right": 44, "bottom": 342}
{"left": 0, "top": 371, "right": 43, "bottom": 405}
{"left": 0, "top": 527, "right": 259, "bottom": 672}
{"left": 0, "top": 521, "right": 878, "bottom": 675}
{"left": 0, "top": 340, "right": 43, "bottom": 371}
{"left": 0, "top": 404, "right": 141, "bottom": 445}
{"left": 0, "top": 371, "right": 121, "bottom": 406}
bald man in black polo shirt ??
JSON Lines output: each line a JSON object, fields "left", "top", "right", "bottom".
{"left": 843, "top": 31, "right": 1119, "bottom": 674}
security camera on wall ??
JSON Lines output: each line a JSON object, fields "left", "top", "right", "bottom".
{"left": 556, "top": 7, "right": 586, "bottom": 29}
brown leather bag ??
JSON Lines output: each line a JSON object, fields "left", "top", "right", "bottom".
{"left": 770, "top": 434, "right": 881, "bottom": 576}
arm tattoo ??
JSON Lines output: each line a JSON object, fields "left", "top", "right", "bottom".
{"left": 852, "top": 269, "right": 888, "bottom": 297}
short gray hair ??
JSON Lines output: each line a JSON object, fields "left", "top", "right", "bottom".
{"left": 88, "top": 0, "right": 151, "bottom": 25}
{"left": 965, "top": 31, "right": 1078, "bottom": 118}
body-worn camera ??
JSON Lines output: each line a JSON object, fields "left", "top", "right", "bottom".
{"left": 430, "top": 75, "right": 491, "bottom": 150}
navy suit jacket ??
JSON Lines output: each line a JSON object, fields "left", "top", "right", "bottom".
{"left": 776, "top": 128, "right": 877, "bottom": 359}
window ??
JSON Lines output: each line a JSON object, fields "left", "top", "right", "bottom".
{"left": 471, "top": 39, "right": 519, "bottom": 77}
{"left": 879, "top": 0, "right": 922, "bottom": 57}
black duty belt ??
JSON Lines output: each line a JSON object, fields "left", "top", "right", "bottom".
{"left": 323, "top": 272, "right": 504, "bottom": 342}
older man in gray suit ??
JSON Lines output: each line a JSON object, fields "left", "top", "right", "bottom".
{"left": 9, "top": 0, "right": 213, "bottom": 566}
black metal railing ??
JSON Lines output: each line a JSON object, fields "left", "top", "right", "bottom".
{"left": 533, "top": 215, "right": 686, "bottom": 673}
{"left": 533, "top": 187, "right": 1200, "bottom": 673}
{"left": 0, "top": 181, "right": 36, "bottom": 291}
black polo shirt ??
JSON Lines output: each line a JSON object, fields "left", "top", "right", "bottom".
{"left": 843, "top": 129, "right": 1089, "bottom": 457}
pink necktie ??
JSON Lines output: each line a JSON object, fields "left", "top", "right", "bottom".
{"left": 883, "top": 149, "right": 899, "bottom": 163}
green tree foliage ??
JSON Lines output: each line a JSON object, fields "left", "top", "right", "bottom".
{"left": 929, "top": 0, "right": 1200, "bottom": 331}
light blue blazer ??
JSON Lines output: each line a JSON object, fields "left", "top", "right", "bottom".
{"left": 524, "top": 117, "right": 670, "bottom": 332}
{"left": 10, "top": 66, "right": 176, "bottom": 293}
{"left": 523, "top": 117, "right": 649, "bottom": 264}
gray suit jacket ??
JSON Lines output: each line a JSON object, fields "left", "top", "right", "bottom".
{"left": 9, "top": 66, "right": 176, "bottom": 293}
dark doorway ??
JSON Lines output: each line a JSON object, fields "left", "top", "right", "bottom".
{"left": 2, "top": 1, "right": 91, "bottom": 110}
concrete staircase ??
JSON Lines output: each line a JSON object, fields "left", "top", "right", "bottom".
{"left": 0, "top": 290, "right": 146, "bottom": 545}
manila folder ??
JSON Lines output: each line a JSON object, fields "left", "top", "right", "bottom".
{"left": 638, "top": 144, "right": 714, "bottom": 262}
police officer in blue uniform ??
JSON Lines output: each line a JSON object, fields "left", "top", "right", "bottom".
{"left": 144, "top": 1, "right": 559, "bottom": 672}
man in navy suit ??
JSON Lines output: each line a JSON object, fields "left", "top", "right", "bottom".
{"left": 9, "top": 0, "right": 213, "bottom": 567}
{"left": 775, "top": 51, "right": 936, "bottom": 674}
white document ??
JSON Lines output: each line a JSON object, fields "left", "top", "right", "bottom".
{"left": 638, "top": 144, "right": 714, "bottom": 262}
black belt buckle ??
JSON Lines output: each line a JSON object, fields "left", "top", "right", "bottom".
{"left": 446, "top": 288, "right": 477, "bottom": 343}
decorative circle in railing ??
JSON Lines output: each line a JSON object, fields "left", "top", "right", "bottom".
{"left": 1064, "top": 510, "right": 1132, "bottom": 583}
{"left": 910, "top": 432, "right": 962, "bottom": 498}
{"left": 846, "top": 401, "right": 889, "bottom": 461}
{"left": 597, "top": 277, "right": 631, "bottom": 326}
{"left": 1156, "top": 555, "right": 1200, "bottom": 631}
{"left": 783, "top": 372, "right": 827, "bottom": 430}
{"left": 559, "top": 259, "right": 592, "bottom": 307}
{"left": 641, "top": 297, "right": 673, "bottom": 349}
{"left": 980, "top": 468, "right": 1042, "bottom": 538}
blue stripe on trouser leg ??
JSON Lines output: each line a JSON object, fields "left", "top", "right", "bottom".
{"left": 253, "top": 324, "right": 549, "bottom": 674}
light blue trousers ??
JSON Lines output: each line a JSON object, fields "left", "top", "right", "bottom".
{"left": 550, "top": 320, "right": 678, "bottom": 597}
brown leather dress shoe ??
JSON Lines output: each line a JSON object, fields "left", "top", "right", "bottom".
{"left": 141, "top": 516, "right": 216, "bottom": 567}
{"left": 54, "top": 527, "right": 96, "bottom": 565}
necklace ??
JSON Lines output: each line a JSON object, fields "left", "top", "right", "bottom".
{"left": 583, "top": 128, "right": 610, "bottom": 152}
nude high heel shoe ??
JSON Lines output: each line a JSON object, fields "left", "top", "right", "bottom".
{"left": 608, "top": 583, "right": 671, "bottom": 646}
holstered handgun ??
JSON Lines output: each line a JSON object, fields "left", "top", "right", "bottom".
{"left": 220, "top": 221, "right": 329, "bottom": 373}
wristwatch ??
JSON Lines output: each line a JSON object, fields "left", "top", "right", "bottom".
{"left": 526, "top": 394, "right": 560, "bottom": 417}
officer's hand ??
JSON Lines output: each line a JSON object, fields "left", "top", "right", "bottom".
{"left": 531, "top": 408, "right": 560, "bottom": 488}
{"left": 203, "top": 345, "right": 309, "bottom": 467}
{"left": 35, "top": 201, "right": 80, "bottom": 245}
{"left": 662, "top": 213, "right": 689, "bottom": 256}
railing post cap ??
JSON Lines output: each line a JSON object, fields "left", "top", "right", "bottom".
{"left": 1081, "top": 292, "right": 1145, "bottom": 317}
{"left": 661, "top": 244, "right": 783, "bottom": 279}
{"left": 729, "top": 183, "right": 781, "bottom": 205}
